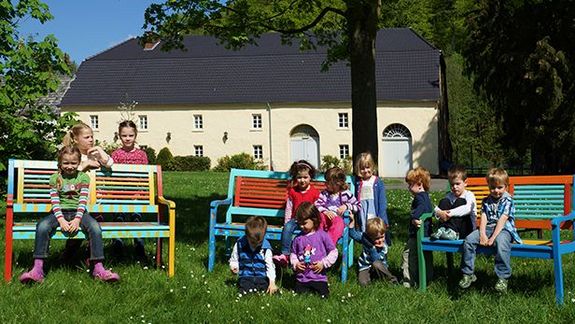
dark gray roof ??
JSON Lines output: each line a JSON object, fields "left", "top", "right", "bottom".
{"left": 61, "top": 28, "right": 440, "bottom": 106}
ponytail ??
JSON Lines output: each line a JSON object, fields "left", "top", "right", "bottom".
{"left": 63, "top": 122, "right": 92, "bottom": 147}
{"left": 62, "top": 130, "right": 75, "bottom": 147}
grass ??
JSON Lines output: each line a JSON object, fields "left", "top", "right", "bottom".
{"left": 0, "top": 171, "right": 574, "bottom": 322}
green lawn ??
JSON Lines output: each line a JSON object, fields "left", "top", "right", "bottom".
{"left": 0, "top": 171, "right": 574, "bottom": 322}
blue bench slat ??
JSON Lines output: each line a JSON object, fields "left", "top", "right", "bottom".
{"left": 23, "top": 193, "right": 50, "bottom": 198}
{"left": 24, "top": 174, "right": 52, "bottom": 179}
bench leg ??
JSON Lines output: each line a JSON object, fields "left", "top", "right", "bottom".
{"left": 156, "top": 238, "right": 163, "bottom": 268}
{"left": 4, "top": 208, "right": 14, "bottom": 282}
{"left": 417, "top": 238, "right": 427, "bottom": 292}
{"left": 446, "top": 252, "right": 454, "bottom": 275}
{"left": 340, "top": 229, "right": 349, "bottom": 283}
{"left": 553, "top": 254, "right": 564, "bottom": 305}
{"left": 168, "top": 207, "right": 176, "bottom": 277}
{"left": 208, "top": 208, "right": 217, "bottom": 272}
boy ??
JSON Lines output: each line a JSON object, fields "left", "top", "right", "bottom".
{"left": 431, "top": 165, "right": 477, "bottom": 240}
{"left": 402, "top": 166, "right": 433, "bottom": 288}
{"left": 348, "top": 214, "right": 398, "bottom": 286}
{"left": 459, "top": 168, "right": 522, "bottom": 292}
{"left": 229, "top": 216, "right": 278, "bottom": 294}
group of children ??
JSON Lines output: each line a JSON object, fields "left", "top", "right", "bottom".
{"left": 230, "top": 156, "right": 522, "bottom": 296}
{"left": 20, "top": 120, "right": 148, "bottom": 284}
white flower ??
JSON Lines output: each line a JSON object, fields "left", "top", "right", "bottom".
{"left": 207, "top": 304, "right": 211, "bottom": 308}
{"left": 61, "top": 290, "right": 65, "bottom": 294}
{"left": 143, "top": 266, "right": 149, "bottom": 270}
{"left": 306, "top": 307, "right": 311, "bottom": 311}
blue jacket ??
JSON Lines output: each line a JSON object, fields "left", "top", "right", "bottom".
{"left": 354, "top": 176, "right": 391, "bottom": 245}
{"left": 349, "top": 228, "right": 388, "bottom": 271}
{"left": 408, "top": 191, "right": 433, "bottom": 238}
{"left": 237, "top": 236, "right": 272, "bottom": 278}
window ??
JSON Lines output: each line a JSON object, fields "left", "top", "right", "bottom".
{"left": 138, "top": 115, "right": 148, "bottom": 130}
{"left": 338, "top": 113, "right": 349, "bottom": 128}
{"left": 252, "top": 114, "right": 262, "bottom": 129}
{"left": 339, "top": 145, "right": 350, "bottom": 159}
{"left": 194, "top": 145, "right": 203, "bottom": 157}
{"left": 253, "top": 145, "right": 263, "bottom": 159}
{"left": 90, "top": 115, "right": 99, "bottom": 130}
{"left": 194, "top": 115, "right": 203, "bottom": 129}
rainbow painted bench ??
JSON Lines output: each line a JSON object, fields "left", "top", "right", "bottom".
{"left": 4, "top": 159, "right": 176, "bottom": 281}
{"left": 208, "top": 168, "right": 354, "bottom": 282}
{"left": 417, "top": 175, "right": 575, "bottom": 305}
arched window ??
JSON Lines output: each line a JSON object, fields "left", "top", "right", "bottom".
{"left": 383, "top": 123, "right": 411, "bottom": 139}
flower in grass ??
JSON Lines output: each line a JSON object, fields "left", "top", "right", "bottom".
{"left": 306, "top": 307, "right": 311, "bottom": 311}
{"left": 327, "top": 320, "right": 332, "bottom": 323}
{"left": 61, "top": 290, "right": 65, "bottom": 294}
{"left": 170, "top": 289, "right": 174, "bottom": 293}
{"left": 207, "top": 304, "right": 211, "bottom": 308}
{"left": 143, "top": 266, "right": 149, "bottom": 270}
{"left": 182, "top": 286, "right": 187, "bottom": 289}
{"left": 572, "top": 298, "right": 575, "bottom": 303}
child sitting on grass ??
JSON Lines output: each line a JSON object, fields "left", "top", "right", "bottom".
{"left": 229, "top": 216, "right": 278, "bottom": 294}
{"left": 431, "top": 165, "right": 476, "bottom": 240}
{"left": 348, "top": 214, "right": 398, "bottom": 286}
{"left": 290, "top": 202, "right": 338, "bottom": 298}
{"left": 459, "top": 168, "right": 521, "bottom": 293}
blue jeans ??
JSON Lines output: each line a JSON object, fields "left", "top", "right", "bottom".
{"left": 280, "top": 219, "right": 298, "bottom": 255}
{"left": 33, "top": 210, "right": 105, "bottom": 261}
{"left": 461, "top": 227, "right": 513, "bottom": 279}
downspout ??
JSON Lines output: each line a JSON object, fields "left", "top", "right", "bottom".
{"left": 266, "top": 102, "right": 274, "bottom": 171}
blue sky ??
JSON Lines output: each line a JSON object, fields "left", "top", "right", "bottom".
{"left": 18, "top": 0, "right": 157, "bottom": 64}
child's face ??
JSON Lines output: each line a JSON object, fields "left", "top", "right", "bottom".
{"left": 407, "top": 181, "right": 424, "bottom": 195}
{"left": 449, "top": 176, "right": 467, "bottom": 197}
{"left": 298, "top": 218, "right": 315, "bottom": 234}
{"left": 60, "top": 153, "right": 80, "bottom": 176}
{"left": 295, "top": 170, "right": 311, "bottom": 190}
{"left": 247, "top": 237, "right": 262, "bottom": 250}
{"left": 371, "top": 234, "right": 385, "bottom": 248}
{"left": 119, "top": 127, "right": 137, "bottom": 149}
{"left": 76, "top": 129, "right": 94, "bottom": 153}
{"left": 359, "top": 165, "right": 373, "bottom": 180}
{"left": 489, "top": 182, "right": 507, "bottom": 199}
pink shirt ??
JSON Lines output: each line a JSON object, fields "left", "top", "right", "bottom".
{"left": 111, "top": 148, "right": 149, "bottom": 165}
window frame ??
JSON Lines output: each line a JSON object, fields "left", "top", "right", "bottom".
{"left": 338, "top": 112, "right": 349, "bottom": 128}
{"left": 253, "top": 145, "right": 263, "bottom": 160}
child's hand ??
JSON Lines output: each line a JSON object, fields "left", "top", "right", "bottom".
{"left": 479, "top": 232, "right": 489, "bottom": 246}
{"left": 58, "top": 218, "right": 70, "bottom": 232}
{"left": 80, "top": 159, "right": 101, "bottom": 171}
{"left": 267, "top": 282, "right": 278, "bottom": 295}
{"left": 68, "top": 218, "right": 81, "bottom": 233}
{"left": 336, "top": 205, "right": 347, "bottom": 216}
{"left": 486, "top": 237, "right": 495, "bottom": 246}
{"left": 411, "top": 219, "right": 422, "bottom": 227}
{"left": 325, "top": 211, "right": 337, "bottom": 220}
{"left": 348, "top": 213, "right": 355, "bottom": 228}
{"left": 311, "top": 261, "right": 324, "bottom": 273}
{"left": 295, "top": 262, "right": 306, "bottom": 272}
{"left": 230, "top": 267, "right": 238, "bottom": 274}
{"left": 436, "top": 210, "right": 450, "bottom": 222}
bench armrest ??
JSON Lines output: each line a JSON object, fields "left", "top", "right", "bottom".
{"left": 210, "top": 198, "right": 232, "bottom": 209}
{"left": 157, "top": 196, "right": 176, "bottom": 209}
{"left": 550, "top": 212, "right": 575, "bottom": 226}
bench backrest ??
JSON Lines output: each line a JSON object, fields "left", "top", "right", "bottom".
{"left": 7, "top": 159, "right": 163, "bottom": 215}
{"left": 226, "top": 168, "right": 351, "bottom": 220}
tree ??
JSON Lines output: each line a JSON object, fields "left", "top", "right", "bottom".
{"left": 0, "top": 0, "right": 73, "bottom": 192}
{"left": 462, "top": 0, "right": 575, "bottom": 173}
{"left": 143, "top": 0, "right": 381, "bottom": 164}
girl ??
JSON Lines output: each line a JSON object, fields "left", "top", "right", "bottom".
{"left": 111, "top": 120, "right": 149, "bottom": 165}
{"left": 19, "top": 146, "right": 119, "bottom": 283}
{"left": 273, "top": 160, "right": 320, "bottom": 267}
{"left": 354, "top": 152, "right": 391, "bottom": 244}
{"left": 62, "top": 122, "right": 114, "bottom": 172}
{"left": 290, "top": 202, "right": 338, "bottom": 297}
{"left": 110, "top": 120, "right": 148, "bottom": 258}
{"left": 315, "top": 167, "right": 359, "bottom": 245}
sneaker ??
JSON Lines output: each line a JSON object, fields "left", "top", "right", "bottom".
{"left": 441, "top": 228, "right": 459, "bottom": 240}
{"left": 272, "top": 254, "right": 289, "bottom": 268}
{"left": 430, "top": 227, "right": 445, "bottom": 240}
{"left": 19, "top": 270, "right": 45, "bottom": 283}
{"left": 402, "top": 281, "right": 411, "bottom": 288}
{"left": 495, "top": 278, "right": 508, "bottom": 292}
{"left": 459, "top": 273, "right": 477, "bottom": 289}
{"left": 93, "top": 269, "right": 120, "bottom": 282}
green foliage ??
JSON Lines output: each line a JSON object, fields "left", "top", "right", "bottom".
{"left": 168, "top": 156, "right": 211, "bottom": 171}
{"left": 213, "top": 153, "right": 266, "bottom": 172}
{"left": 320, "top": 155, "right": 352, "bottom": 174}
{"left": 98, "top": 141, "right": 121, "bottom": 156}
{"left": 156, "top": 147, "right": 174, "bottom": 170}
{"left": 142, "top": 146, "right": 157, "bottom": 164}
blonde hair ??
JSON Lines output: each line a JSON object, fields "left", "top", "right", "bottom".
{"left": 486, "top": 167, "right": 509, "bottom": 188}
{"left": 245, "top": 216, "right": 267, "bottom": 246}
{"left": 325, "top": 167, "right": 348, "bottom": 192}
{"left": 55, "top": 145, "right": 82, "bottom": 190}
{"left": 405, "top": 166, "right": 431, "bottom": 191}
{"left": 354, "top": 152, "right": 377, "bottom": 177}
{"left": 62, "top": 122, "right": 92, "bottom": 147}
{"left": 365, "top": 218, "right": 386, "bottom": 241}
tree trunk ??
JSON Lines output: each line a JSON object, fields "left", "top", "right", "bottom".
{"left": 347, "top": 2, "right": 380, "bottom": 166}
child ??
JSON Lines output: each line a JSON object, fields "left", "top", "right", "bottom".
{"left": 290, "top": 202, "right": 338, "bottom": 297}
{"left": 354, "top": 152, "right": 390, "bottom": 242}
{"left": 348, "top": 214, "right": 398, "bottom": 286}
{"left": 273, "top": 160, "right": 320, "bottom": 267}
{"left": 229, "top": 216, "right": 278, "bottom": 294}
{"left": 459, "top": 168, "right": 521, "bottom": 292}
{"left": 315, "top": 167, "right": 359, "bottom": 245}
{"left": 62, "top": 122, "right": 114, "bottom": 172}
{"left": 401, "top": 166, "right": 433, "bottom": 288}
{"left": 110, "top": 121, "right": 148, "bottom": 258}
{"left": 431, "top": 165, "right": 476, "bottom": 240}
{"left": 19, "top": 146, "right": 120, "bottom": 283}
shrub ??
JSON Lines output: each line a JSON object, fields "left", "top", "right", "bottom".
{"left": 320, "top": 155, "right": 353, "bottom": 174}
{"left": 213, "top": 153, "right": 266, "bottom": 172}
{"left": 142, "top": 146, "right": 157, "bottom": 164}
{"left": 156, "top": 147, "right": 174, "bottom": 170}
{"left": 168, "top": 156, "right": 211, "bottom": 171}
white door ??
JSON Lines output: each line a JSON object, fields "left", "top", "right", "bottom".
{"left": 290, "top": 136, "right": 319, "bottom": 168}
{"left": 381, "top": 124, "right": 412, "bottom": 177}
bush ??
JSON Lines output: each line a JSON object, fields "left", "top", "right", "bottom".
{"left": 142, "top": 146, "right": 157, "bottom": 164}
{"left": 213, "top": 153, "right": 266, "bottom": 172}
{"left": 156, "top": 147, "right": 174, "bottom": 170}
{"left": 320, "top": 155, "right": 353, "bottom": 174}
{"left": 168, "top": 156, "right": 211, "bottom": 171}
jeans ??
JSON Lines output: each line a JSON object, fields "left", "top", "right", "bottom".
{"left": 280, "top": 219, "right": 298, "bottom": 255}
{"left": 461, "top": 227, "right": 513, "bottom": 279}
{"left": 358, "top": 260, "right": 398, "bottom": 286}
{"left": 33, "top": 210, "right": 105, "bottom": 261}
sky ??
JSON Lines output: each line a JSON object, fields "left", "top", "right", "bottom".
{"left": 18, "top": 0, "right": 158, "bottom": 64}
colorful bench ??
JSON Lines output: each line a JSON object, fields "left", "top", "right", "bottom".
{"left": 417, "top": 175, "right": 575, "bottom": 304}
{"left": 208, "top": 168, "right": 355, "bottom": 282}
{"left": 4, "top": 159, "right": 176, "bottom": 281}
